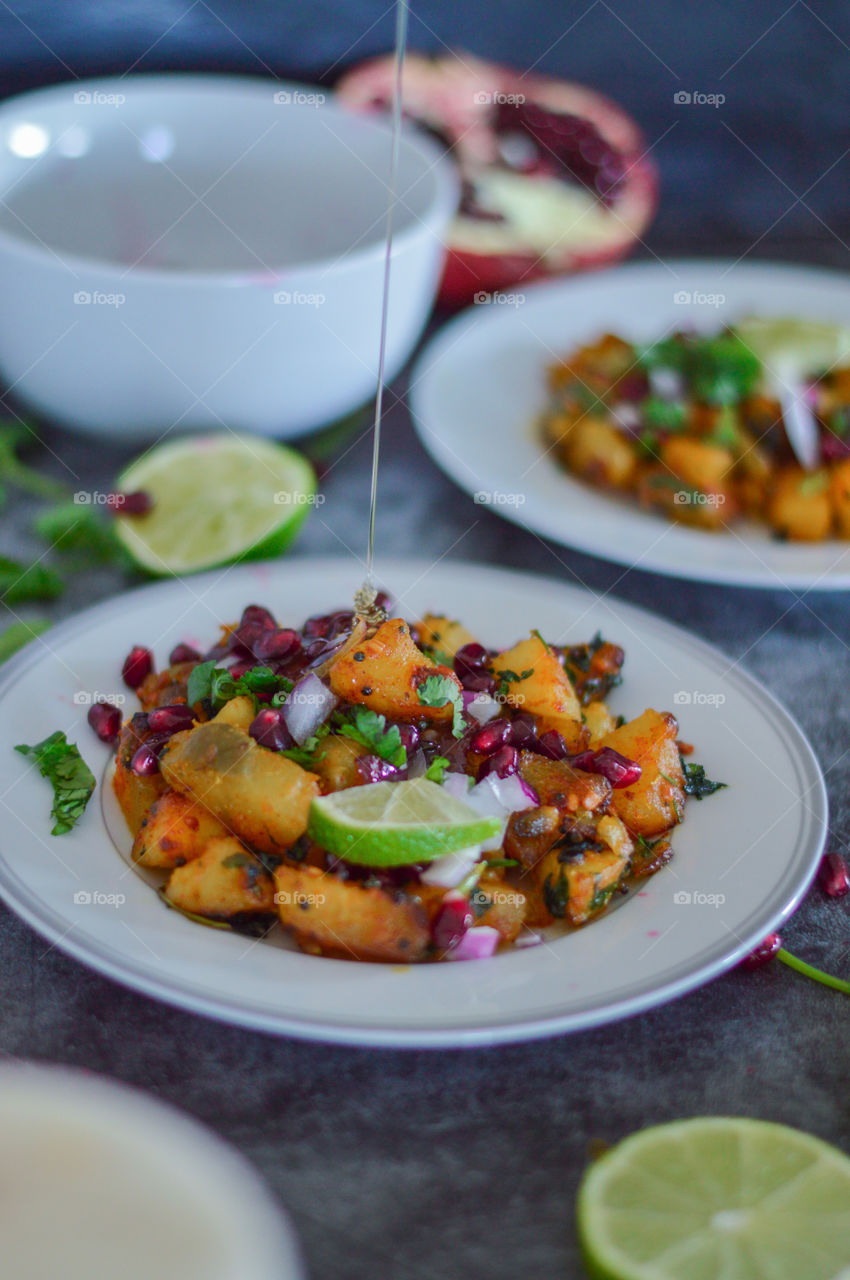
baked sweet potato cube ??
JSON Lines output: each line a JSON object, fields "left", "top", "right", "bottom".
{"left": 600, "top": 708, "right": 685, "bottom": 837}
{"left": 160, "top": 721, "right": 319, "bottom": 855}
{"left": 417, "top": 614, "right": 479, "bottom": 660}
{"left": 327, "top": 617, "right": 460, "bottom": 722}
{"left": 165, "top": 836, "right": 274, "bottom": 919}
{"left": 113, "top": 714, "right": 168, "bottom": 835}
{"left": 491, "top": 635, "right": 584, "bottom": 749}
{"left": 274, "top": 863, "right": 431, "bottom": 962}
{"left": 132, "top": 789, "right": 230, "bottom": 870}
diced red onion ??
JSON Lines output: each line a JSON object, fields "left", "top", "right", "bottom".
{"left": 441, "top": 772, "right": 474, "bottom": 802}
{"left": 445, "top": 925, "right": 500, "bottom": 961}
{"left": 649, "top": 367, "right": 683, "bottom": 399}
{"left": 421, "top": 846, "right": 482, "bottom": 888}
{"left": 466, "top": 693, "right": 502, "bottom": 725}
{"left": 281, "top": 672, "right": 337, "bottom": 745}
{"left": 406, "top": 748, "right": 428, "bottom": 779}
{"left": 609, "top": 402, "right": 642, "bottom": 432}
{"left": 463, "top": 773, "right": 537, "bottom": 852}
{"left": 514, "top": 932, "right": 544, "bottom": 949}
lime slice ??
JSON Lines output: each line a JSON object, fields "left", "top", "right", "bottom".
{"left": 114, "top": 434, "right": 316, "bottom": 575}
{"left": 307, "top": 778, "right": 502, "bottom": 866}
{"left": 578, "top": 1116, "right": 850, "bottom": 1280}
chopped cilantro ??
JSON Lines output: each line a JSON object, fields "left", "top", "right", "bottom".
{"left": 543, "top": 867, "right": 570, "bottom": 918}
{"left": 417, "top": 673, "right": 465, "bottom": 737}
{"left": 642, "top": 397, "right": 686, "bottom": 432}
{"left": 186, "top": 661, "right": 292, "bottom": 713}
{"left": 281, "top": 723, "right": 332, "bottom": 766}
{"left": 0, "top": 555, "right": 63, "bottom": 605}
{"left": 495, "top": 667, "right": 534, "bottom": 697}
{"left": 337, "top": 706, "right": 406, "bottom": 767}
{"left": 799, "top": 471, "right": 830, "bottom": 497}
{"left": 424, "top": 755, "right": 450, "bottom": 783}
{"left": 681, "top": 760, "right": 727, "bottom": 799}
{"left": 15, "top": 730, "right": 95, "bottom": 834}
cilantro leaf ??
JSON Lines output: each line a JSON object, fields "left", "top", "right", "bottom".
{"left": 681, "top": 760, "right": 727, "bottom": 799}
{"left": 337, "top": 706, "right": 406, "bottom": 767}
{"left": 281, "top": 723, "right": 332, "bottom": 766}
{"left": 186, "top": 661, "right": 292, "bottom": 713}
{"left": 186, "top": 660, "right": 216, "bottom": 708}
{"left": 15, "top": 730, "right": 95, "bottom": 834}
{"left": 0, "top": 619, "right": 51, "bottom": 664}
{"left": 424, "top": 755, "right": 450, "bottom": 782}
{"left": 33, "top": 502, "right": 128, "bottom": 566}
{"left": 417, "top": 673, "right": 465, "bottom": 737}
{"left": 0, "top": 555, "right": 63, "bottom": 604}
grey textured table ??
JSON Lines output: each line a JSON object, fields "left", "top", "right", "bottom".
{"left": 2, "top": 285, "right": 849, "bottom": 1280}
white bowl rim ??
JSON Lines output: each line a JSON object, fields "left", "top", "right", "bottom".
{"left": 0, "top": 71, "right": 459, "bottom": 284}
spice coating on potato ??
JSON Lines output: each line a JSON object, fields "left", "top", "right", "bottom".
{"left": 601, "top": 708, "right": 685, "bottom": 837}
{"left": 491, "top": 635, "right": 584, "bottom": 749}
{"left": 327, "top": 618, "right": 460, "bottom": 722}
{"left": 518, "top": 751, "right": 611, "bottom": 814}
{"left": 308, "top": 733, "right": 364, "bottom": 793}
{"left": 165, "top": 836, "right": 274, "bottom": 919}
{"left": 135, "top": 660, "right": 198, "bottom": 712}
{"left": 160, "top": 721, "right": 319, "bottom": 854}
{"left": 767, "top": 467, "right": 833, "bottom": 542}
{"left": 132, "top": 789, "right": 230, "bottom": 870}
{"left": 211, "top": 695, "right": 255, "bottom": 733}
{"left": 274, "top": 863, "right": 431, "bottom": 962}
{"left": 113, "top": 714, "right": 168, "bottom": 835}
{"left": 416, "top": 614, "right": 478, "bottom": 660}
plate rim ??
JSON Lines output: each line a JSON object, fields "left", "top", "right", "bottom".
{"left": 0, "top": 556, "right": 829, "bottom": 1047}
{"left": 409, "top": 257, "right": 850, "bottom": 590}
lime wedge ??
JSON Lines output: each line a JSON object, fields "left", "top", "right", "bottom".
{"left": 307, "top": 778, "right": 502, "bottom": 866}
{"left": 578, "top": 1116, "right": 850, "bottom": 1280}
{"left": 113, "top": 434, "right": 316, "bottom": 576}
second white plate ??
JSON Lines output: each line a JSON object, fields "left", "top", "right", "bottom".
{"left": 410, "top": 259, "right": 850, "bottom": 589}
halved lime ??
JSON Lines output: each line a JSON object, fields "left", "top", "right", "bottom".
{"left": 578, "top": 1116, "right": 850, "bottom": 1280}
{"left": 114, "top": 434, "right": 316, "bottom": 576}
{"left": 307, "top": 778, "right": 502, "bottom": 866}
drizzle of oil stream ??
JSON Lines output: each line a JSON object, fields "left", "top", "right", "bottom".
{"left": 353, "top": 0, "right": 408, "bottom": 627}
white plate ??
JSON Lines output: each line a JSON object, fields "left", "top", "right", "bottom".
{"left": 410, "top": 260, "right": 850, "bottom": 588}
{"left": 0, "top": 558, "right": 827, "bottom": 1046}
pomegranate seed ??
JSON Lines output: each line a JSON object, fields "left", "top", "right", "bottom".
{"left": 87, "top": 700, "right": 121, "bottom": 744}
{"left": 355, "top": 754, "right": 399, "bottom": 784}
{"left": 122, "top": 645, "right": 153, "bottom": 689}
{"left": 571, "top": 746, "right": 641, "bottom": 788}
{"left": 397, "top": 724, "right": 420, "bottom": 754}
{"left": 255, "top": 627, "right": 301, "bottom": 663}
{"left": 239, "top": 605, "right": 276, "bottom": 631}
{"left": 478, "top": 744, "right": 519, "bottom": 781}
{"left": 248, "top": 708, "right": 294, "bottom": 752}
{"left": 303, "top": 609, "right": 354, "bottom": 640}
{"left": 169, "top": 642, "right": 201, "bottom": 666}
{"left": 508, "top": 714, "right": 537, "bottom": 748}
{"left": 536, "top": 729, "right": 568, "bottom": 760}
{"left": 739, "top": 932, "right": 782, "bottom": 971}
{"left": 470, "top": 719, "right": 511, "bottom": 756}
{"left": 461, "top": 671, "right": 497, "bottom": 695}
{"left": 818, "top": 852, "right": 850, "bottom": 898}
{"left": 374, "top": 590, "right": 393, "bottom": 614}
{"left": 130, "top": 743, "right": 160, "bottom": 775}
{"left": 227, "top": 659, "right": 254, "bottom": 678}
{"left": 454, "top": 643, "right": 488, "bottom": 680}
{"left": 147, "top": 704, "right": 195, "bottom": 735}
{"left": 108, "top": 489, "right": 152, "bottom": 516}
{"left": 432, "top": 891, "right": 474, "bottom": 951}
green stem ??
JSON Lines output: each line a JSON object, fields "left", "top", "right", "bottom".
{"left": 777, "top": 948, "right": 850, "bottom": 995}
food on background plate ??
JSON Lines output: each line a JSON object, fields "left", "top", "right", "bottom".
{"left": 541, "top": 320, "right": 850, "bottom": 540}
{"left": 90, "top": 595, "right": 723, "bottom": 964}
{"left": 337, "top": 54, "right": 657, "bottom": 308}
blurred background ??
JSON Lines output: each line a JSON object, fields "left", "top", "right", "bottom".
{"left": 0, "top": 0, "right": 848, "bottom": 265}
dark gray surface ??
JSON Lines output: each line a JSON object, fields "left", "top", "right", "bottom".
{"left": 2, "top": 336, "right": 849, "bottom": 1278}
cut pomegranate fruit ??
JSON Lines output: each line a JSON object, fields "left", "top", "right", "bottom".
{"left": 337, "top": 54, "right": 657, "bottom": 307}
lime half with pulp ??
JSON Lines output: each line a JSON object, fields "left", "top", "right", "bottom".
{"left": 578, "top": 1116, "right": 850, "bottom": 1280}
{"left": 114, "top": 433, "right": 316, "bottom": 575}
{"left": 307, "top": 778, "right": 501, "bottom": 866}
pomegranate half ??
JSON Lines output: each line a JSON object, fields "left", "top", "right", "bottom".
{"left": 336, "top": 53, "right": 658, "bottom": 308}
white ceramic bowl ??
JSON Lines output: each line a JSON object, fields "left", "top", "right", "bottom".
{"left": 0, "top": 74, "right": 457, "bottom": 440}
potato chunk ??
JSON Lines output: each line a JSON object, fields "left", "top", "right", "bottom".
{"left": 211, "top": 695, "right": 255, "bottom": 733}
{"left": 518, "top": 751, "right": 611, "bottom": 814}
{"left": 308, "top": 733, "right": 363, "bottom": 793}
{"left": 491, "top": 635, "right": 584, "bottom": 749}
{"left": 113, "top": 714, "right": 168, "bottom": 835}
{"left": 165, "top": 837, "right": 274, "bottom": 919}
{"left": 160, "top": 721, "right": 319, "bottom": 855}
{"left": 327, "top": 617, "right": 460, "bottom": 722}
{"left": 600, "top": 709, "right": 685, "bottom": 837}
{"left": 766, "top": 467, "right": 832, "bottom": 541}
{"left": 132, "top": 789, "right": 229, "bottom": 870}
{"left": 416, "top": 614, "right": 478, "bottom": 660}
{"left": 274, "top": 863, "right": 430, "bottom": 962}
{"left": 830, "top": 458, "right": 850, "bottom": 538}
{"left": 563, "top": 417, "right": 637, "bottom": 489}
{"left": 522, "top": 842, "right": 629, "bottom": 927}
